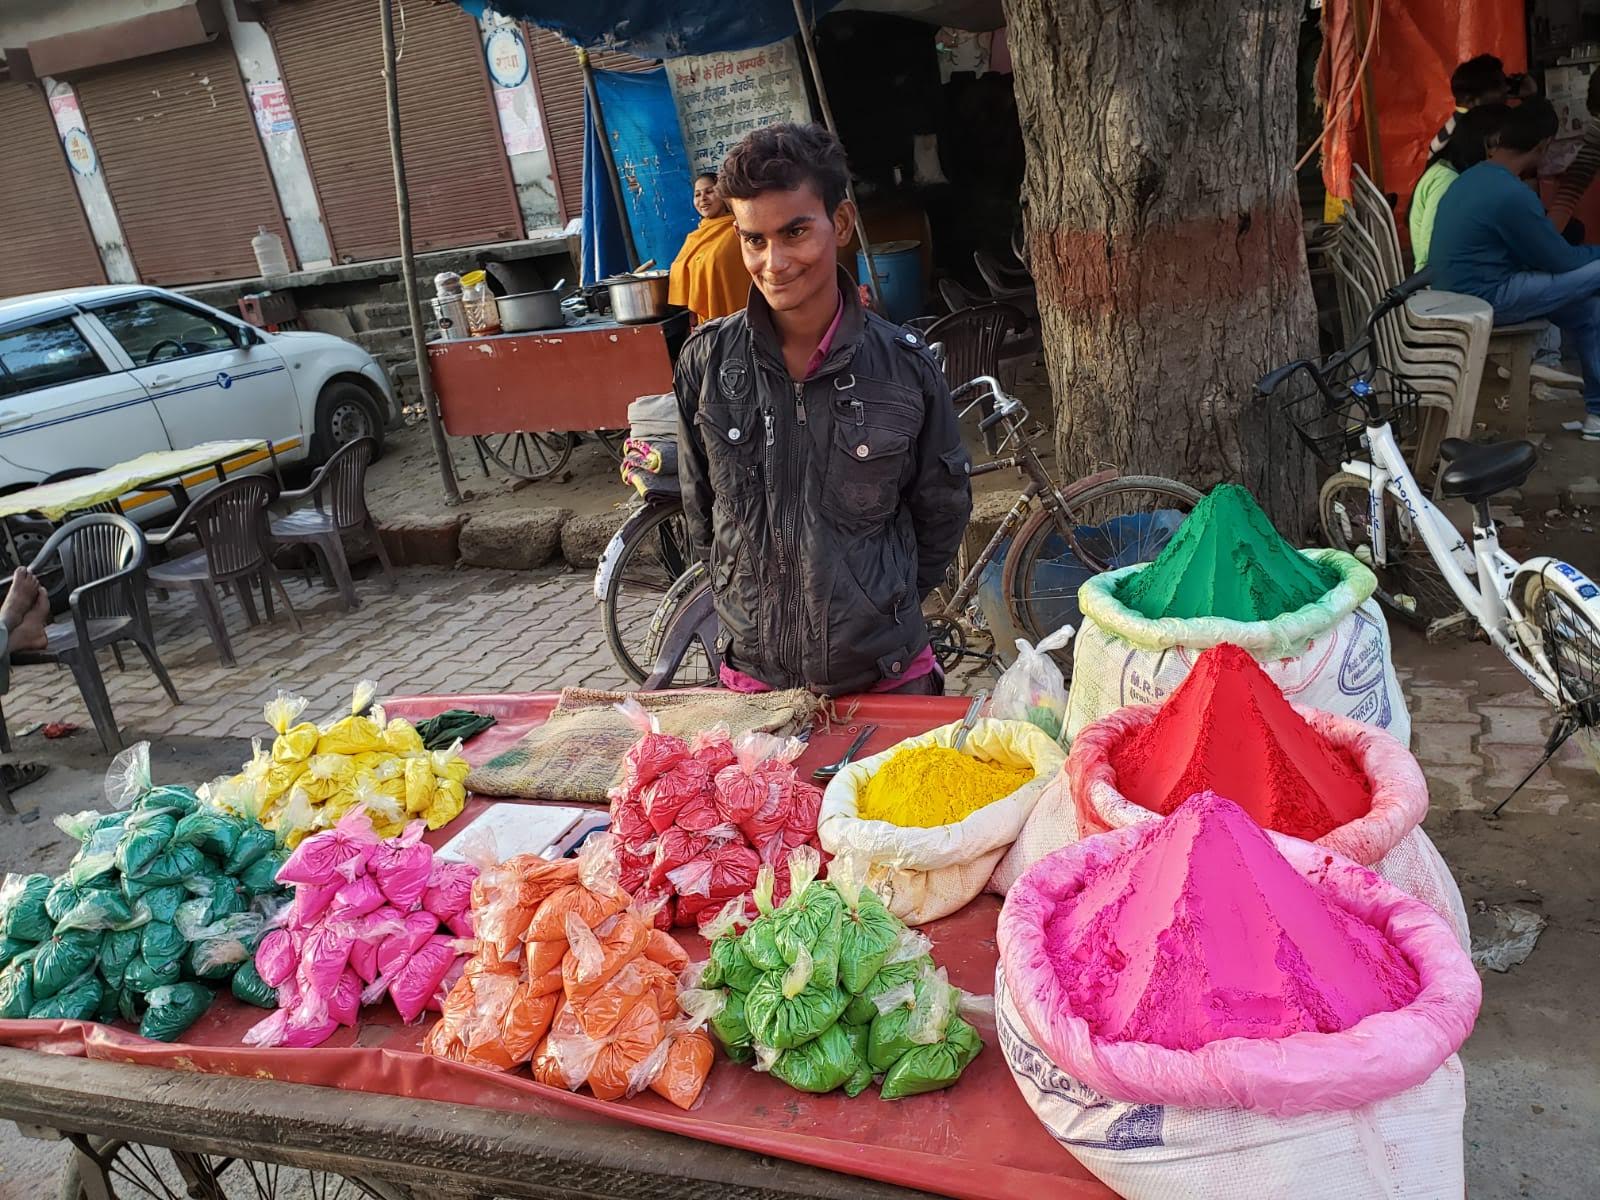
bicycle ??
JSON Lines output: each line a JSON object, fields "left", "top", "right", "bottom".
{"left": 621, "top": 375, "right": 1199, "bottom": 688}
{"left": 595, "top": 495, "right": 717, "bottom": 687}
{"left": 1259, "top": 275, "right": 1600, "bottom": 785}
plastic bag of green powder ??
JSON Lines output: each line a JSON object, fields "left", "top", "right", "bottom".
{"left": 140, "top": 921, "right": 186, "bottom": 966}
{"left": 28, "top": 973, "right": 103, "bottom": 1022}
{"left": 230, "top": 959, "right": 276, "bottom": 1008}
{"left": 0, "top": 936, "right": 35, "bottom": 970}
{"left": 700, "top": 986, "right": 753, "bottom": 1062}
{"left": 114, "top": 810, "right": 179, "bottom": 878}
{"left": 95, "top": 984, "right": 120, "bottom": 1024}
{"left": 699, "top": 901, "right": 760, "bottom": 991}
{"left": 123, "top": 955, "right": 181, "bottom": 995}
{"left": 177, "top": 910, "right": 264, "bottom": 982}
{"left": 237, "top": 849, "right": 288, "bottom": 896}
{"left": 758, "top": 1022, "right": 867, "bottom": 1094}
{"left": 0, "top": 958, "right": 35, "bottom": 1018}
{"left": 172, "top": 809, "right": 243, "bottom": 861}
{"left": 224, "top": 822, "right": 276, "bottom": 875}
{"left": 0, "top": 874, "right": 54, "bottom": 942}
{"left": 31, "top": 930, "right": 102, "bottom": 1000}
{"left": 744, "top": 944, "right": 849, "bottom": 1050}
{"left": 99, "top": 929, "right": 142, "bottom": 991}
{"left": 140, "top": 785, "right": 201, "bottom": 816}
{"left": 57, "top": 811, "right": 129, "bottom": 885}
{"left": 175, "top": 885, "right": 246, "bottom": 931}
{"left": 138, "top": 982, "right": 213, "bottom": 1042}
{"left": 769, "top": 847, "right": 843, "bottom": 984}
{"left": 137, "top": 884, "right": 188, "bottom": 925}
{"left": 844, "top": 927, "right": 933, "bottom": 1025}
{"left": 841, "top": 1021, "right": 873, "bottom": 1098}
{"left": 880, "top": 1016, "right": 982, "bottom": 1100}
{"left": 829, "top": 854, "right": 902, "bottom": 995}
{"left": 134, "top": 844, "right": 209, "bottom": 889}
{"left": 45, "top": 877, "right": 133, "bottom": 933}
{"left": 116, "top": 985, "right": 143, "bottom": 1024}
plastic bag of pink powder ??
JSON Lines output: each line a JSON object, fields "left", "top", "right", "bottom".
{"left": 254, "top": 928, "right": 300, "bottom": 988}
{"left": 324, "top": 873, "right": 386, "bottom": 924}
{"left": 277, "top": 808, "right": 380, "bottom": 887}
{"left": 421, "top": 860, "right": 476, "bottom": 922}
{"left": 293, "top": 925, "right": 355, "bottom": 1025}
{"left": 615, "top": 698, "right": 688, "bottom": 792}
{"left": 389, "top": 934, "right": 460, "bottom": 1023}
{"left": 326, "top": 968, "right": 363, "bottom": 1026}
{"left": 370, "top": 821, "right": 434, "bottom": 910}
{"left": 346, "top": 908, "right": 407, "bottom": 984}
{"left": 287, "top": 880, "right": 341, "bottom": 931}
{"left": 996, "top": 822, "right": 1481, "bottom": 1116}
{"left": 377, "top": 909, "right": 440, "bottom": 979}
{"left": 446, "top": 910, "right": 474, "bottom": 939}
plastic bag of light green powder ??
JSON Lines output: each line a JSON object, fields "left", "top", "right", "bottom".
{"left": 705, "top": 987, "right": 753, "bottom": 1062}
{"left": 769, "top": 848, "right": 843, "bottom": 984}
{"left": 867, "top": 963, "right": 958, "bottom": 1071}
{"left": 738, "top": 867, "right": 785, "bottom": 973}
{"left": 32, "top": 930, "right": 102, "bottom": 1000}
{"left": 699, "top": 902, "right": 761, "bottom": 992}
{"left": 880, "top": 1016, "right": 982, "bottom": 1100}
{"left": 844, "top": 926, "right": 934, "bottom": 1025}
{"left": 0, "top": 874, "right": 54, "bottom": 942}
{"left": 138, "top": 982, "right": 213, "bottom": 1042}
{"left": 230, "top": 960, "right": 276, "bottom": 1008}
{"left": 841, "top": 1021, "right": 873, "bottom": 1098}
{"left": 759, "top": 1022, "right": 867, "bottom": 1094}
{"left": 114, "top": 810, "right": 179, "bottom": 878}
{"left": 829, "top": 854, "right": 902, "bottom": 995}
{"left": 0, "top": 958, "right": 35, "bottom": 1018}
{"left": 744, "top": 945, "right": 849, "bottom": 1050}
{"left": 28, "top": 973, "right": 103, "bottom": 1022}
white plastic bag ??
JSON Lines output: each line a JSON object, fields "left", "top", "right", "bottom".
{"left": 1065, "top": 549, "right": 1410, "bottom": 746}
{"left": 991, "top": 625, "right": 1074, "bottom": 742}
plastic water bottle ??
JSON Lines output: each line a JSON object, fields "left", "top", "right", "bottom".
{"left": 252, "top": 226, "right": 290, "bottom": 278}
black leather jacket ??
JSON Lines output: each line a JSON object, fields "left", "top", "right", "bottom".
{"left": 675, "top": 273, "right": 972, "bottom": 695}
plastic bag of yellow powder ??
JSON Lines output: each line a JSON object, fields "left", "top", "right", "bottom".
{"left": 265, "top": 693, "right": 320, "bottom": 765}
{"left": 317, "top": 681, "right": 388, "bottom": 756}
{"left": 816, "top": 717, "right": 1065, "bottom": 925}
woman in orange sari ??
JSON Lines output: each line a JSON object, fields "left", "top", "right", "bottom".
{"left": 668, "top": 173, "right": 748, "bottom": 324}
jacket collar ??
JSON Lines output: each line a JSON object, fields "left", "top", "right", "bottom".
{"left": 744, "top": 265, "right": 865, "bottom": 378}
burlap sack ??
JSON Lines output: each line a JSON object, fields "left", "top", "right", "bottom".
{"left": 466, "top": 688, "right": 823, "bottom": 803}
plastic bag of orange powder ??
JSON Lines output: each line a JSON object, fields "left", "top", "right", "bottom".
{"left": 581, "top": 1002, "right": 664, "bottom": 1101}
{"left": 647, "top": 1028, "right": 715, "bottom": 1110}
{"left": 574, "top": 957, "right": 679, "bottom": 1040}
{"left": 524, "top": 836, "right": 628, "bottom": 942}
{"left": 499, "top": 980, "right": 560, "bottom": 1066}
{"left": 644, "top": 928, "right": 689, "bottom": 974}
{"left": 562, "top": 910, "right": 651, "bottom": 1002}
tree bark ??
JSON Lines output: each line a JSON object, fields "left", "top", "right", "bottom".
{"left": 1002, "top": 0, "right": 1318, "bottom": 530}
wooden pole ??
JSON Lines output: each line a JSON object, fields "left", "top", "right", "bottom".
{"left": 790, "top": 0, "right": 883, "bottom": 307}
{"left": 380, "top": 0, "right": 458, "bottom": 504}
{"left": 579, "top": 46, "right": 642, "bottom": 270}
{"left": 1350, "top": 0, "right": 1384, "bottom": 193}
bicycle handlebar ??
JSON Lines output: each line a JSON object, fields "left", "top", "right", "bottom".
{"left": 978, "top": 406, "right": 1009, "bottom": 433}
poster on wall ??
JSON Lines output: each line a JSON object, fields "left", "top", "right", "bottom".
{"left": 494, "top": 86, "right": 546, "bottom": 156}
{"left": 48, "top": 84, "right": 97, "bottom": 176}
{"left": 665, "top": 39, "right": 814, "bottom": 173}
{"left": 248, "top": 82, "right": 296, "bottom": 136}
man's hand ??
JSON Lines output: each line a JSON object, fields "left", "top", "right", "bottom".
{"left": 1, "top": 568, "right": 49, "bottom": 652}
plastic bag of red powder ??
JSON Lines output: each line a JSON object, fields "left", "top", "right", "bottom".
{"left": 668, "top": 839, "right": 760, "bottom": 900}
{"left": 640, "top": 757, "right": 714, "bottom": 834}
{"left": 617, "top": 842, "right": 654, "bottom": 895}
{"left": 689, "top": 725, "right": 737, "bottom": 775}
{"left": 369, "top": 821, "right": 434, "bottom": 910}
{"left": 389, "top": 934, "right": 460, "bottom": 1023}
{"left": 615, "top": 699, "right": 689, "bottom": 793}
{"left": 673, "top": 783, "right": 724, "bottom": 834}
{"left": 421, "top": 860, "right": 476, "bottom": 923}
{"left": 277, "top": 808, "right": 379, "bottom": 887}
{"left": 649, "top": 829, "right": 711, "bottom": 889}
{"left": 611, "top": 791, "right": 655, "bottom": 845}
{"left": 712, "top": 733, "right": 793, "bottom": 825}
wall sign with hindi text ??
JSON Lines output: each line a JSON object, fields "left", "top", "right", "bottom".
{"left": 665, "top": 39, "right": 814, "bottom": 173}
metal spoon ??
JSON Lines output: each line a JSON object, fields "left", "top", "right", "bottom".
{"left": 952, "top": 691, "right": 988, "bottom": 752}
{"left": 812, "top": 725, "right": 877, "bottom": 782}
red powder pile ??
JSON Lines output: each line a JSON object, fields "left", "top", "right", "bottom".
{"left": 1045, "top": 790, "right": 1420, "bottom": 1051}
{"left": 1109, "top": 644, "right": 1372, "bottom": 840}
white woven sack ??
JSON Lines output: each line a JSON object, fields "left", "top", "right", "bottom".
{"left": 1065, "top": 549, "right": 1410, "bottom": 746}
{"left": 997, "top": 973, "right": 1468, "bottom": 1200}
{"left": 819, "top": 717, "right": 1065, "bottom": 925}
{"left": 988, "top": 766, "right": 1077, "bottom": 896}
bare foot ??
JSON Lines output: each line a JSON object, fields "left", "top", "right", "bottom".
{"left": 1, "top": 568, "right": 48, "bottom": 651}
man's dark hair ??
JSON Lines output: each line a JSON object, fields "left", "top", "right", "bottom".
{"left": 1494, "top": 97, "right": 1559, "bottom": 152}
{"left": 718, "top": 123, "right": 850, "bottom": 215}
{"left": 1451, "top": 54, "right": 1508, "bottom": 105}
{"left": 1433, "top": 103, "right": 1509, "bottom": 172}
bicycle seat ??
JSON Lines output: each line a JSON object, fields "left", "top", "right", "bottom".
{"left": 1437, "top": 437, "right": 1538, "bottom": 502}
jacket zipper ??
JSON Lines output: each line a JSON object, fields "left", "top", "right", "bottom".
{"left": 782, "top": 380, "right": 806, "bottom": 680}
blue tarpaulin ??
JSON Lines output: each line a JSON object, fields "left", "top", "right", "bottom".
{"left": 458, "top": 0, "right": 837, "bottom": 59}
{"left": 580, "top": 90, "right": 631, "bottom": 285}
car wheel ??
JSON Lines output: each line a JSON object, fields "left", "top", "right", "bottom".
{"left": 315, "top": 380, "right": 385, "bottom": 463}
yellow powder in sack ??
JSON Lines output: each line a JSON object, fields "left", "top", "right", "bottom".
{"left": 857, "top": 745, "right": 1033, "bottom": 828}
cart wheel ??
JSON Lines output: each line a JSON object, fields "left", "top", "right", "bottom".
{"left": 59, "top": 1136, "right": 412, "bottom": 1199}
{"left": 473, "top": 432, "right": 573, "bottom": 481}
{"left": 595, "top": 429, "right": 628, "bottom": 462}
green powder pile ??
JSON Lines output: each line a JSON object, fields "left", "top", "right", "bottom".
{"left": 1117, "top": 483, "right": 1338, "bottom": 622}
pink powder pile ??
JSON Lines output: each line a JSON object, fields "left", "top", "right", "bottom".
{"left": 1044, "top": 790, "right": 1420, "bottom": 1050}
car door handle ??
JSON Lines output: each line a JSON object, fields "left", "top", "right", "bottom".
{"left": 149, "top": 375, "right": 178, "bottom": 387}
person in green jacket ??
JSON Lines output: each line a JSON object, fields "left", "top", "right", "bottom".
{"left": 1410, "top": 103, "right": 1509, "bottom": 269}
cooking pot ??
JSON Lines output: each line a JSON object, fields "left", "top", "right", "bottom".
{"left": 605, "top": 270, "right": 672, "bottom": 324}
{"left": 497, "top": 283, "right": 568, "bottom": 332}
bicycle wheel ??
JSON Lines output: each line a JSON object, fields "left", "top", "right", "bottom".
{"left": 59, "top": 1137, "right": 407, "bottom": 1199}
{"left": 1005, "top": 476, "right": 1201, "bottom": 668}
{"left": 602, "top": 501, "right": 696, "bottom": 683}
{"left": 475, "top": 432, "right": 573, "bottom": 481}
{"left": 1519, "top": 569, "right": 1600, "bottom": 772}
{"left": 1319, "top": 471, "right": 1459, "bottom": 626}
{"left": 595, "top": 429, "right": 628, "bottom": 462}
{"left": 640, "top": 563, "right": 719, "bottom": 688}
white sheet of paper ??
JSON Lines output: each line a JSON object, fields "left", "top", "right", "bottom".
{"left": 435, "top": 803, "right": 590, "bottom": 863}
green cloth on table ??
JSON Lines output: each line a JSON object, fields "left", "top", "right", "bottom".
{"left": 415, "top": 709, "right": 497, "bottom": 751}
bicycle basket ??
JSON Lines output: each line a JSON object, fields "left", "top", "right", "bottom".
{"left": 1274, "top": 363, "right": 1421, "bottom": 467}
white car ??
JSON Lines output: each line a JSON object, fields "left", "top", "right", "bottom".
{"left": 0, "top": 284, "right": 394, "bottom": 517}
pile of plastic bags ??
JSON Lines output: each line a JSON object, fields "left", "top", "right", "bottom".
{"left": 0, "top": 745, "right": 289, "bottom": 1042}
{"left": 610, "top": 701, "right": 824, "bottom": 931}
{"left": 213, "top": 683, "right": 471, "bottom": 847}
{"left": 693, "top": 848, "right": 984, "bottom": 1098}
{"left": 244, "top": 810, "right": 478, "bottom": 1049}
{"left": 425, "top": 833, "right": 714, "bottom": 1110}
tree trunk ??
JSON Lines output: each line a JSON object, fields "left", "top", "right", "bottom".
{"left": 1002, "top": 0, "right": 1318, "bottom": 530}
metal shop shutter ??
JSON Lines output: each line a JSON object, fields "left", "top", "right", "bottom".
{"left": 267, "top": 0, "right": 521, "bottom": 263}
{"left": 74, "top": 41, "right": 293, "bottom": 284}
{"left": 528, "top": 29, "right": 654, "bottom": 224}
{"left": 0, "top": 82, "right": 106, "bottom": 296}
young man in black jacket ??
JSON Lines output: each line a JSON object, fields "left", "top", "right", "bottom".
{"left": 675, "top": 123, "right": 972, "bottom": 696}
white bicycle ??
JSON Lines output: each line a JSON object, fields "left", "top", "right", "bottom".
{"left": 1259, "top": 277, "right": 1600, "bottom": 788}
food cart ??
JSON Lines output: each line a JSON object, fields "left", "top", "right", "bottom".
{"left": 0, "top": 692, "right": 1116, "bottom": 1200}
{"left": 428, "top": 312, "right": 691, "bottom": 482}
